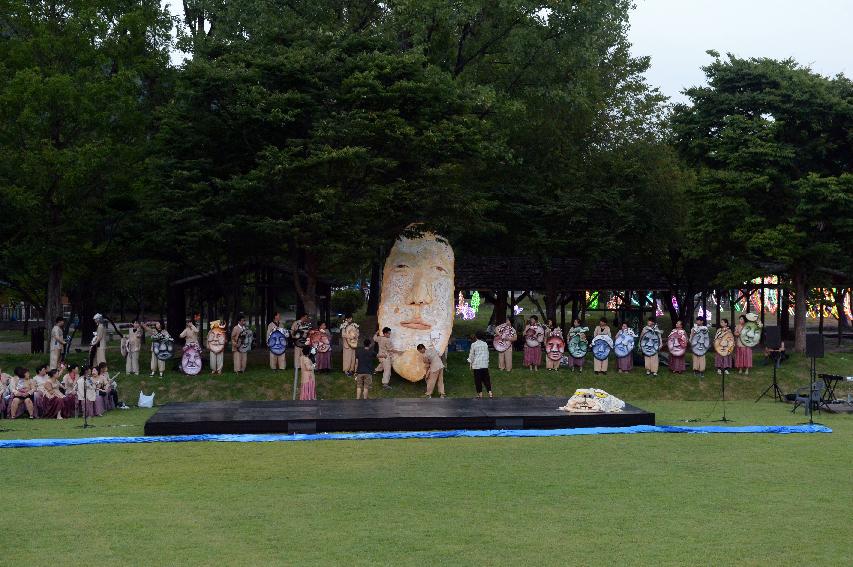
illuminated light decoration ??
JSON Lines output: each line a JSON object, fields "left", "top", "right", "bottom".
{"left": 695, "top": 307, "right": 713, "bottom": 322}
{"left": 586, "top": 291, "right": 599, "bottom": 310}
{"left": 671, "top": 296, "right": 679, "bottom": 312}
{"left": 630, "top": 293, "right": 640, "bottom": 307}
{"left": 513, "top": 305, "right": 524, "bottom": 316}
{"left": 805, "top": 289, "right": 853, "bottom": 320}
{"left": 456, "top": 292, "right": 466, "bottom": 316}
{"left": 470, "top": 291, "right": 481, "bottom": 314}
{"left": 749, "top": 276, "right": 780, "bottom": 315}
{"left": 455, "top": 292, "right": 476, "bottom": 320}
{"left": 655, "top": 300, "right": 664, "bottom": 317}
{"left": 606, "top": 295, "right": 625, "bottom": 310}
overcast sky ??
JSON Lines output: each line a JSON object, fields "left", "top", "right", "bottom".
{"left": 629, "top": 0, "right": 853, "bottom": 103}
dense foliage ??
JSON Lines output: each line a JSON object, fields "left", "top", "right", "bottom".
{"left": 1, "top": 2, "right": 850, "bottom": 350}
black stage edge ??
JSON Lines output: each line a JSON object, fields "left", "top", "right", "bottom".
{"left": 144, "top": 397, "right": 655, "bottom": 436}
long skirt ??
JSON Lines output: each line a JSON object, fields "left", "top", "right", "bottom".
{"left": 735, "top": 346, "right": 753, "bottom": 369}
{"left": 616, "top": 355, "right": 633, "bottom": 372}
{"left": 63, "top": 394, "right": 78, "bottom": 418}
{"left": 94, "top": 394, "right": 107, "bottom": 416}
{"left": 714, "top": 354, "right": 733, "bottom": 369}
{"left": 8, "top": 397, "right": 35, "bottom": 418}
{"left": 570, "top": 356, "right": 584, "bottom": 368}
{"left": 79, "top": 399, "right": 97, "bottom": 418}
{"left": 523, "top": 346, "right": 542, "bottom": 366}
{"left": 40, "top": 396, "right": 64, "bottom": 418}
{"left": 300, "top": 376, "right": 316, "bottom": 400}
{"left": 315, "top": 350, "right": 332, "bottom": 371}
{"left": 670, "top": 355, "right": 686, "bottom": 372}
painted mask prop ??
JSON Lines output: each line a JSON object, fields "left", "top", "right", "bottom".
{"left": 640, "top": 326, "right": 662, "bottom": 356}
{"left": 558, "top": 388, "right": 625, "bottom": 413}
{"left": 378, "top": 230, "right": 455, "bottom": 382}
{"left": 181, "top": 343, "right": 203, "bottom": 375}
{"left": 525, "top": 324, "right": 545, "bottom": 348}
{"left": 208, "top": 324, "right": 226, "bottom": 354}
{"left": 567, "top": 326, "right": 590, "bottom": 358}
{"left": 267, "top": 328, "right": 287, "bottom": 356}
{"left": 590, "top": 334, "right": 614, "bottom": 361}
{"left": 690, "top": 326, "right": 710, "bottom": 356}
{"left": 308, "top": 329, "right": 331, "bottom": 353}
{"left": 342, "top": 322, "right": 360, "bottom": 349}
{"left": 741, "top": 313, "right": 763, "bottom": 347}
{"left": 545, "top": 328, "right": 565, "bottom": 361}
{"left": 493, "top": 322, "right": 517, "bottom": 352}
{"left": 292, "top": 321, "right": 312, "bottom": 348}
{"left": 238, "top": 328, "right": 254, "bottom": 353}
{"left": 120, "top": 337, "right": 129, "bottom": 358}
{"left": 667, "top": 329, "right": 687, "bottom": 357}
{"left": 614, "top": 329, "right": 637, "bottom": 358}
{"left": 714, "top": 327, "right": 735, "bottom": 356}
{"left": 153, "top": 336, "right": 174, "bottom": 360}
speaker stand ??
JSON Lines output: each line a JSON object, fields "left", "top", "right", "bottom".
{"left": 755, "top": 352, "right": 784, "bottom": 403}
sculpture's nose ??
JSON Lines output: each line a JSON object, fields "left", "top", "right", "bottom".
{"left": 408, "top": 269, "right": 432, "bottom": 306}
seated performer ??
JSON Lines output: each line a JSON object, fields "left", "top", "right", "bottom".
{"left": 9, "top": 367, "right": 36, "bottom": 419}
{"left": 39, "top": 368, "right": 67, "bottom": 419}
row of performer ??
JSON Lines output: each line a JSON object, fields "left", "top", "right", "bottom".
{"left": 494, "top": 313, "right": 763, "bottom": 377}
{"left": 1, "top": 362, "right": 123, "bottom": 420}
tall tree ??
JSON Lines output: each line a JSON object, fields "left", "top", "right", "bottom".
{"left": 673, "top": 53, "right": 853, "bottom": 351}
{"left": 0, "top": 0, "right": 174, "bottom": 344}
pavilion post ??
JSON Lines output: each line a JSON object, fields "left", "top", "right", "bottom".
{"left": 818, "top": 288, "right": 824, "bottom": 335}
{"left": 760, "top": 284, "right": 765, "bottom": 329}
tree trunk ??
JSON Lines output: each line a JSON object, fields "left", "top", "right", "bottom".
{"left": 543, "top": 274, "right": 558, "bottom": 323}
{"left": 44, "top": 261, "right": 63, "bottom": 352}
{"left": 366, "top": 253, "right": 382, "bottom": 316}
{"left": 293, "top": 249, "right": 319, "bottom": 318}
{"left": 493, "top": 290, "right": 507, "bottom": 324}
{"left": 793, "top": 270, "right": 807, "bottom": 353}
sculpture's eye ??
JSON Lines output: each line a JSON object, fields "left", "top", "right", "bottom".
{"left": 434, "top": 266, "right": 447, "bottom": 274}
{"left": 395, "top": 264, "right": 409, "bottom": 269}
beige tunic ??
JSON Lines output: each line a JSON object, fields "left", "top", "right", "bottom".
{"left": 180, "top": 323, "right": 200, "bottom": 345}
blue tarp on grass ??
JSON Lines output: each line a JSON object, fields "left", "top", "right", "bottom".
{"left": 0, "top": 424, "right": 831, "bottom": 448}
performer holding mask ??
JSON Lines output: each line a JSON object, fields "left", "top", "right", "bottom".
{"left": 207, "top": 320, "right": 226, "bottom": 375}
{"left": 49, "top": 317, "right": 66, "bottom": 370}
{"left": 690, "top": 317, "right": 710, "bottom": 377}
{"left": 147, "top": 321, "right": 172, "bottom": 378}
{"left": 640, "top": 318, "right": 662, "bottom": 377}
{"left": 493, "top": 317, "right": 517, "bottom": 372}
{"left": 231, "top": 315, "right": 249, "bottom": 374}
{"left": 614, "top": 323, "right": 636, "bottom": 373}
{"left": 523, "top": 316, "right": 544, "bottom": 372}
{"left": 667, "top": 320, "right": 688, "bottom": 374}
{"left": 714, "top": 319, "right": 735, "bottom": 375}
{"left": 567, "top": 319, "right": 589, "bottom": 372}
{"left": 340, "top": 314, "right": 359, "bottom": 376}
{"left": 267, "top": 312, "right": 287, "bottom": 371}
{"left": 592, "top": 318, "right": 612, "bottom": 374}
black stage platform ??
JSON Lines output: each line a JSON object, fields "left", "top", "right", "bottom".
{"left": 144, "top": 397, "right": 654, "bottom": 436}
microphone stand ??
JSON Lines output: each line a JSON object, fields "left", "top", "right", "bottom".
{"left": 77, "top": 374, "right": 94, "bottom": 429}
{"left": 755, "top": 351, "right": 784, "bottom": 403}
{"left": 713, "top": 368, "right": 733, "bottom": 423}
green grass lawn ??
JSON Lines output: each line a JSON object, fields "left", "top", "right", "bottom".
{"left": 2, "top": 348, "right": 852, "bottom": 566}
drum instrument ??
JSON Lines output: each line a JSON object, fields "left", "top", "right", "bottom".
{"left": 667, "top": 329, "right": 687, "bottom": 357}
{"left": 267, "top": 327, "right": 287, "bottom": 356}
{"left": 342, "top": 322, "right": 360, "bottom": 349}
{"left": 741, "top": 313, "right": 763, "bottom": 347}
{"left": 292, "top": 321, "right": 312, "bottom": 348}
{"left": 181, "top": 343, "right": 203, "bottom": 375}
{"left": 590, "top": 334, "right": 613, "bottom": 361}
{"left": 714, "top": 327, "right": 735, "bottom": 357}
{"left": 690, "top": 326, "right": 710, "bottom": 356}
{"left": 524, "top": 324, "right": 545, "bottom": 348}
{"left": 308, "top": 329, "right": 331, "bottom": 353}
{"left": 640, "top": 327, "right": 662, "bottom": 356}
{"left": 614, "top": 329, "right": 637, "bottom": 358}
{"left": 152, "top": 333, "right": 174, "bottom": 361}
{"left": 238, "top": 328, "right": 254, "bottom": 353}
{"left": 493, "top": 323, "right": 517, "bottom": 352}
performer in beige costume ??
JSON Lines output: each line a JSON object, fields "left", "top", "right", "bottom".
{"left": 93, "top": 314, "right": 108, "bottom": 365}
{"left": 267, "top": 312, "right": 286, "bottom": 370}
{"left": 340, "top": 314, "right": 359, "bottom": 376}
{"left": 231, "top": 315, "right": 248, "bottom": 373}
{"left": 494, "top": 318, "right": 517, "bottom": 372}
{"left": 419, "top": 343, "right": 445, "bottom": 398}
{"left": 593, "top": 319, "right": 612, "bottom": 373}
{"left": 125, "top": 320, "right": 142, "bottom": 375}
{"left": 206, "top": 320, "right": 226, "bottom": 374}
{"left": 179, "top": 319, "right": 200, "bottom": 346}
{"left": 372, "top": 327, "right": 394, "bottom": 389}
{"left": 49, "top": 317, "right": 66, "bottom": 370}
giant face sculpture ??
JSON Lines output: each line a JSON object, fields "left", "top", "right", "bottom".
{"left": 378, "top": 231, "right": 455, "bottom": 382}
{"left": 181, "top": 343, "right": 202, "bottom": 375}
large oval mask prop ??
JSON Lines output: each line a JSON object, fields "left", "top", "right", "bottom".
{"left": 267, "top": 329, "right": 287, "bottom": 355}
{"left": 714, "top": 328, "right": 735, "bottom": 356}
{"left": 640, "top": 329, "right": 662, "bottom": 356}
{"left": 377, "top": 230, "right": 454, "bottom": 382}
{"left": 181, "top": 343, "right": 203, "bottom": 375}
{"left": 690, "top": 327, "right": 710, "bottom": 356}
{"left": 614, "top": 331, "right": 636, "bottom": 358}
{"left": 590, "top": 334, "right": 613, "bottom": 360}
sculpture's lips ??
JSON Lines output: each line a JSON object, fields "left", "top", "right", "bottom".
{"left": 401, "top": 320, "right": 431, "bottom": 330}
